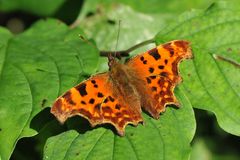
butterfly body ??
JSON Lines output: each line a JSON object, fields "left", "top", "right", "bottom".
{"left": 110, "top": 60, "right": 160, "bottom": 119}
{"left": 109, "top": 60, "right": 145, "bottom": 117}
{"left": 51, "top": 40, "right": 192, "bottom": 136}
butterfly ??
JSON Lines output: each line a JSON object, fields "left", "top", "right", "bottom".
{"left": 51, "top": 40, "right": 193, "bottom": 136}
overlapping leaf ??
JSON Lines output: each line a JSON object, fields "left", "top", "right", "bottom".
{"left": 44, "top": 88, "right": 195, "bottom": 160}
{"left": 156, "top": 1, "right": 240, "bottom": 135}
{"left": 0, "top": 19, "right": 99, "bottom": 160}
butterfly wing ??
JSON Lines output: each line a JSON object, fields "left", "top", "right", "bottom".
{"left": 126, "top": 40, "right": 192, "bottom": 118}
{"left": 51, "top": 73, "right": 143, "bottom": 136}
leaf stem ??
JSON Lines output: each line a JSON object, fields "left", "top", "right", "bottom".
{"left": 213, "top": 54, "right": 240, "bottom": 68}
{"left": 100, "top": 38, "right": 155, "bottom": 57}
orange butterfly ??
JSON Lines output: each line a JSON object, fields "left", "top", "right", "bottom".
{"left": 51, "top": 40, "right": 192, "bottom": 136}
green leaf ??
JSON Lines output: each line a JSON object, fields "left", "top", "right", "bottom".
{"left": 0, "top": 19, "right": 99, "bottom": 160}
{"left": 78, "top": 3, "right": 162, "bottom": 51}
{"left": 77, "top": 1, "right": 171, "bottom": 72}
{"left": 156, "top": 1, "right": 240, "bottom": 135}
{"left": 0, "top": 0, "right": 66, "bottom": 16}
{"left": 77, "top": 0, "right": 213, "bottom": 50}
{"left": 44, "top": 88, "right": 196, "bottom": 160}
{"left": 77, "top": 0, "right": 215, "bottom": 72}
{"left": 109, "top": 0, "right": 214, "bottom": 14}
{"left": 0, "top": 28, "right": 32, "bottom": 160}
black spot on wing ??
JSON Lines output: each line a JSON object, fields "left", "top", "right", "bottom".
{"left": 81, "top": 101, "right": 86, "bottom": 105}
{"left": 151, "top": 86, "right": 157, "bottom": 92}
{"left": 150, "top": 76, "right": 156, "bottom": 79}
{"left": 170, "top": 50, "right": 174, "bottom": 56}
{"left": 148, "top": 48, "right": 161, "bottom": 60}
{"left": 89, "top": 98, "right": 95, "bottom": 104}
{"left": 95, "top": 103, "right": 101, "bottom": 110}
{"left": 75, "top": 83, "right": 87, "bottom": 96}
{"left": 103, "top": 98, "right": 109, "bottom": 103}
{"left": 115, "top": 104, "right": 121, "bottom": 110}
{"left": 158, "top": 65, "right": 164, "bottom": 69}
{"left": 109, "top": 96, "right": 115, "bottom": 102}
{"left": 146, "top": 77, "right": 151, "bottom": 84}
{"left": 97, "top": 92, "right": 104, "bottom": 98}
{"left": 164, "top": 59, "right": 168, "bottom": 64}
{"left": 91, "top": 80, "right": 96, "bottom": 84}
{"left": 69, "top": 100, "right": 76, "bottom": 105}
{"left": 149, "top": 67, "right": 154, "bottom": 73}
{"left": 160, "top": 72, "right": 168, "bottom": 77}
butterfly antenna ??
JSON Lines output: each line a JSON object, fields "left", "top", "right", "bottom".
{"left": 114, "top": 20, "right": 121, "bottom": 59}
{"left": 108, "top": 20, "right": 121, "bottom": 68}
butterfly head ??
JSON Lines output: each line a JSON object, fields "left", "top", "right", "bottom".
{"left": 108, "top": 53, "right": 125, "bottom": 79}
{"left": 108, "top": 53, "right": 118, "bottom": 69}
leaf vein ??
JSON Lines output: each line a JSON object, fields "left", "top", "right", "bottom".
{"left": 192, "top": 58, "right": 240, "bottom": 124}
{"left": 148, "top": 119, "right": 165, "bottom": 160}
{"left": 125, "top": 134, "right": 139, "bottom": 160}
{"left": 62, "top": 133, "right": 80, "bottom": 160}
{"left": 85, "top": 130, "right": 107, "bottom": 160}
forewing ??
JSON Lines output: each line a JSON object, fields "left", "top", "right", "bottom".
{"left": 126, "top": 40, "right": 192, "bottom": 117}
{"left": 51, "top": 73, "right": 143, "bottom": 136}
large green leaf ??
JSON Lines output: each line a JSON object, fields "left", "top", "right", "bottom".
{"left": 0, "top": 19, "right": 99, "bottom": 160}
{"left": 44, "top": 88, "right": 196, "bottom": 160}
{"left": 77, "top": 0, "right": 213, "bottom": 50}
{"left": 0, "top": 28, "right": 32, "bottom": 160}
{"left": 155, "top": 1, "right": 240, "bottom": 135}
{"left": 78, "top": 3, "right": 162, "bottom": 51}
